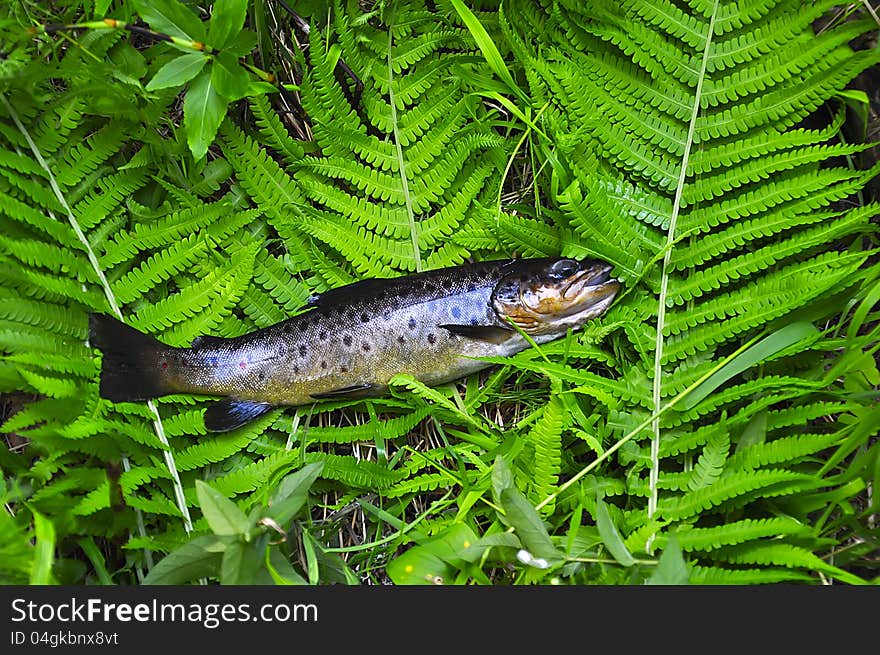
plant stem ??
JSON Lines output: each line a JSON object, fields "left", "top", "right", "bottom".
{"left": 647, "top": 0, "right": 719, "bottom": 554}
{"left": 386, "top": 23, "right": 422, "bottom": 273}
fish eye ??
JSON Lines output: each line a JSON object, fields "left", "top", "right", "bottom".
{"left": 548, "top": 259, "right": 579, "bottom": 280}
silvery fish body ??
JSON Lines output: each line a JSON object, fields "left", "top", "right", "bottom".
{"left": 89, "top": 258, "right": 619, "bottom": 431}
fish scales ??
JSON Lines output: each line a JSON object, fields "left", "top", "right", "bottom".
{"left": 89, "top": 258, "right": 620, "bottom": 431}
{"left": 161, "top": 261, "right": 520, "bottom": 404}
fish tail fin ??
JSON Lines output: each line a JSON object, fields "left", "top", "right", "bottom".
{"left": 88, "top": 313, "right": 176, "bottom": 402}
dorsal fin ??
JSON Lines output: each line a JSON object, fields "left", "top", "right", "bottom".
{"left": 305, "top": 260, "right": 517, "bottom": 311}
{"left": 306, "top": 278, "right": 398, "bottom": 309}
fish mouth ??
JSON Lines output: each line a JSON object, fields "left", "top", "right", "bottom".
{"left": 560, "top": 264, "right": 620, "bottom": 304}
{"left": 557, "top": 264, "right": 618, "bottom": 310}
{"left": 499, "top": 263, "right": 620, "bottom": 334}
{"left": 492, "top": 259, "right": 621, "bottom": 334}
{"left": 526, "top": 263, "right": 619, "bottom": 318}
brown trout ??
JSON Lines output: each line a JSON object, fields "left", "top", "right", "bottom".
{"left": 89, "top": 258, "right": 619, "bottom": 431}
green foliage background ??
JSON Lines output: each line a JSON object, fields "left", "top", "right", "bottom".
{"left": 0, "top": 0, "right": 878, "bottom": 585}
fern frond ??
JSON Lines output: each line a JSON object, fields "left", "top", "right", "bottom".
{"left": 527, "top": 391, "right": 565, "bottom": 512}
{"left": 639, "top": 517, "right": 810, "bottom": 553}
{"left": 303, "top": 408, "right": 431, "bottom": 444}
{"left": 656, "top": 469, "right": 818, "bottom": 522}
{"left": 686, "top": 431, "right": 729, "bottom": 490}
{"left": 304, "top": 452, "right": 405, "bottom": 489}
{"left": 712, "top": 543, "right": 864, "bottom": 584}
{"left": 53, "top": 124, "right": 126, "bottom": 189}
{"left": 384, "top": 472, "right": 454, "bottom": 498}
{"left": 206, "top": 449, "right": 299, "bottom": 497}
{"left": 688, "top": 565, "right": 812, "bottom": 584}
{"left": 726, "top": 433, "right": 841, "bottom": 472}
{"left": 129, "top": 244, "right": 258, "bottom": 339}
{"left": 248, "top": 95, "right": 305, "bottom": 167}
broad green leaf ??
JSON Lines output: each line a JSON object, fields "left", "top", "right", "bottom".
{"left": 184, "top": 70, "right": 227, "bottom": 160}
{"left": 500, "top": 487, "right": 564, "bottom": 565}
{"left": 302, "top": 530, "right": 319, "bottom": 585}
{"left": 142, "top": 535, "right": 227, "bottom": 585}
{"left": 736, "top": 411, "right": 768, "bottom": 451}
{"left": 647, "top": 534, "right": 689, "bottom": 585}
{"left": 683, "top": 322, "right": 820, "bottom": 410}
{"left": 76, "top": 537, "right": 113, "bottom": 586}
{"left": 211, "top": 53, "right": 250, "bottom": 101}
{"left": 132, "top": 0, "right": 206, "bottom": 43}
{"left": 146, "top": 53, "right": 209, "bottom": 91}
{"left": 225, "top": 29, "right": 259, "bottom": 58}
{"left": 421, "top": 523, "right": 482, "bottom": 565}
{"left": 265, "top": 547, "right": 307, "bottom": 585}
{"left": 93, "top": 0, "right": 113, "bottom": 17}
{"left": 595, "top": 492, "right": 635, "bottom": 567}
{"left": 471, "top": 532, "right": 521, "bottom": 551}
{"left": 491, "top": 454, "right": 514, "bottom": 521}
{"left": 196, "top": 480, "right": 250, "bottom": 536}
{"left": 837, "top": 90, "right": 869, "bottom": 140}
{"left": 449, "top": 0, "right": 525, "bottom": 101}
{"left": 267, "top": 462, "right": 323, "bottom": 526}
{"left": 29, "top": 509, "right": 56, "bottom": 585}
{"left": 220, "top": 535, "right": 267, "bottom": 585}
{"left": 385, "top": 524, "right": 491, "bottom": 584}
{"left": 208, "top": 0, "right": 249, "bottom": 49}
{"left": 387, "top": 547, "right": 454, "bottom": 585}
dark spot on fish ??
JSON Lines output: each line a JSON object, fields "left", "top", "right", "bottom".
{"left": 160, "top": 361, "right": 168, "bottom": 370}
{"left": 321, "top": 361, "right": 327, "bottom": 370}
{"left": 397, "top": 335, "right": 405, "bottom": 344}
{"left": 341, "top": 366, "right": 348, "bottom": 373}
{"left": 319, "top": 331, "right": 328, "bottom": 341}
{"left": 470, "top": 318, "right": 480, "bottom": 325}
{"left": 408, "top": 318, "right": 417, "bottom": 330}
{"left": 343, "top": 335, "right": 352, "bottom": 347}
{"left": 360, "top": 312, "right": 370, "bottom": 323}
{"left": 293, "top": 365, "right": 300, "bottom": 374}
{"left": 258, "top": 372, "right": 265, "bottom": 381}
{"left": 467, "top": 283, "right": 477, "bottom": 292}
{"left": 239, "top": 362, "right": 247, "bottom": 369}
{"left": 362, "top": 342, "right": 371, "bottom": 352}
{"left": 451, "top": 306, "right": 462, "bottom": 319}
{"left": 382, "top": 308, "right": 392, "bottom": 320}
{"left": 206, "top": 356, "right": 218, "bottom": 365}
{"left": 298, "top": 345, "right": 307, "bottom": 357}
{"left": 428, "top": 334, "right": 436, "bottom": 345}
{"left": 278, "top": 346, "right": 287, "bottom": 356}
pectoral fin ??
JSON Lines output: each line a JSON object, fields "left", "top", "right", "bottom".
{"left": 310, "top": 383, "right": 376, "bottom": 400}
{"left": 204, "top": 399, "right": 273, "bottom": 432}
{"left": 440, "top": 324, "right": 514, "bottom": 345}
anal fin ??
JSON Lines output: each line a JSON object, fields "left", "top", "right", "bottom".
{"left": 311, "top": 383, "right": 376, "bottom": 400}
{"left": 204, "top": 399, "right": 273, "bottom": 432}
{"left": 440, "top": 324, "right": 513, "bottom": 345}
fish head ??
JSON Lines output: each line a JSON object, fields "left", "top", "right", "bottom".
{"left": 491, "top": 258, "right": 620, "bottom": 336}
